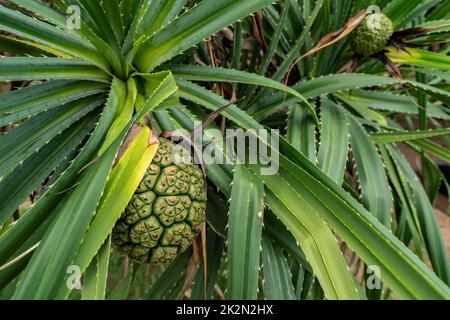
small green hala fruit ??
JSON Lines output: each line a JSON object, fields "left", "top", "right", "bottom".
{"left": 113, "top": 138, "right": 206, "bottom": 264}
{"left": 350, "top": 13, "right": 394, "bottom": 57}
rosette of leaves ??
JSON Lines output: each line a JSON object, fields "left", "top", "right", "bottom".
{"left": 0, "top": 0, "right": 449, "bottom": 301}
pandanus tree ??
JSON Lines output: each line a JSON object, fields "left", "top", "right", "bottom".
{"left": 0, "top": 0, "right": 449, "bottom": 300}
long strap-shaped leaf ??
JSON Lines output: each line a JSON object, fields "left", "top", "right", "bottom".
{"left": 0, "top": 96, "right": 104, "bottom": 179}
{"left": 264, "top": 214, "right": 312, "bottom": 272}
{"left": 336, "top": 93, "right": 388, "bottom": 126}
{"left": 57, "top": 126, "right": 159, "bottom": 299}
{"left": 428, "top": 1, "right": 450, "bottom": 20}
{"left": 383, "top": 0, "right": 424, "bottom": 28}
{"left": 190, "top": 229, "right": 224, "bottom": 300}
{"left": 386, "top": 145, "right": 450, "bottom": 285}
{"left": 339, "top": 89, "right": 450, "bottom": 119}
{"left": 261, "top": 234, "right": 296, "bottom": 300}
{"left": 0, "top": 80, "right": 107, "bottom": 126}
{"left": 0, "top": 4, "right": 109, "bottom": 71}
{"left": 226, "top": 165, "right": 264, "bottom": 300}
{"left": 57, "top": 72, "right": 178, "bottom": 299}
{"left": 48, "top": 0, "right": 124, "bottom": 76}
{"left": 100, "top": 0, "right": 125, "bottom": 45}
{"left": 0, "top": 217, "right": 52, "bottom": 290}
{"left": 81, "top": 236, "right": 111, "bottom": 300}
{"left": 140, "top": 0, "right": 186, "bottom": 36}
{"left": 126, "top": 0, "right": 187, "bottom": 53}
{"left": 11, "top": 76, "right": 163, "bottom": 298}
{"left": 76, "top": 0, "right": 121, "bottom": 54}
{"left": 0, "top": 78, "right": 121, "bottom": 269}
{"left": 0, "top": 34, "right": 64, "bottom": 57}
{"left": 249, "top": 0, "right": 324, "bottom": 107}
{"left": 277, "top": 137, "right": 450, "bottom": 299}
{"left": 8, "top": 0, "right": 69, "bottom": 29}
{"left": 250, "top": 74, "right": 400, "bottom": 118}
{"left": 379, "top": 145, "right": 426, "bottom": 258}
{"left": 0, "top": 58, "right": 110, "bottom": 82}
{"left": 14, "top": 74, "right": 173, "bottom": 299}
{"left": 286, "top": 104, "right": 317, "bottom": 161}
{"left": 13, "top": 131, "right": 123, "bottom": 299}
{"left": 143, "top": 250, "right": 192, "bottom": 300}
{"left": 348, "top": 116, "right": 393, "bottom": 228}
{"left": 252, "top": 74, "right": 450, "bottom": 119}
{"left": 118, "top": 0, "right": 139, "bottom": 32}
{"left": 97, "top": 78, "right": 137, "bottom": 155}
{"left": 371, "top": 128, "right": 450, "bottom": 144}
{"left": 386, "top": 47, "right": 450, "bottom": 72}
{"left": 172, "top": 65, "right": 319, "bottom": 125}
{"left": 240, "top": 0, "right": 291, "bottom": 103}
{"left": 317, "top": 98, "right": 349, "bottom": 185}
{"left": 0, "top": 115, "right": 98, "bottom": 226}
{"left": 249, "top": 165, "right": 363, "bottom": 300}
{"left": 409, "top": 139, "right": 450, "bottom": 163}
{"left": 134, "top": 0, "right": 274, "bottom": 72}
{"left": 177, "top": 79, "right": 261, "bottom": 130}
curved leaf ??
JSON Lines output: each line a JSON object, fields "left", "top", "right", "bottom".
{"left": 226, "top": 165, "right": 264, "bottom": 300}
{"left": 0, "top": 4, "right": 109, "bottom": 70}
{"left": 0, "top": 80, "right": 107, "bottom": 126}
{"left": 0, "top": 58, "right": 110, "bottom": 82}
{"left": 317, "top": 99, "right": 349, "bottom": 185}
{"left": 134, "top": 0, "right": 274, "bottom": 72}
{"left": 348, "top": 116, "right": 393, "bottom": 227}
{"left": 172, "top": 65, "right": 318, "bottom": 125}
{"left": 261, "top": 234, "right": 296, "bottom": 300}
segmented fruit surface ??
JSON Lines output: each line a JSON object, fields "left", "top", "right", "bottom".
{"left": 350, "top": 13, "right": 394, "bottom": 57}
{"left": 113, "top": 138, "right": 206, "bottom": 264}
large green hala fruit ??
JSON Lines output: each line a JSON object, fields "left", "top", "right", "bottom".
{"left": 113, "top": 138, "right": 206, "bottom": 264}
{"left": 350, "top": 13, "right": 394, "bottom": 57}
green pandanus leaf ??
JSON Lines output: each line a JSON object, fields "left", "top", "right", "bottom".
{"left": 371, "top": 129, "right": 450, "bottom": 144}
{"left": 97, "top": 78, "right": 134, "bottom": 156}
{"left": 133, "top": 0, "right": 274, "bottom": 72}
{"left": 226, "top": 165, "right": 264, "bottom": 300}
{"left": 261, "top": 234, "right": 296, "bottom": 300}
{"left": 57, "top": 73, "right": 179, "bottom": 298}
{"left": 348, "top": 116, "right": 393, "bottom": 228}
{"left": 13, "top": 130, "right": 123, "bottom": 300}
{"left": 81, "top": 236, "right": 111, "bottom": 300}
{"left": 386, "top": 47, "right": 450, "bottom": 72}
{"left": 0, "top": 58, "right": 110, "bottom": 82}
{"left": 59, "top": 125, "right": 159, "bottom": 299}
{"left": 317, "top": 98, "right": 349, "bottom": 185}
{"left": 383, "top": 0, "right": 424, "bottom": 27}
{"left": 0, "top": 5, "right": 110, "bottom": 71}
{"left": 0, "top": 78, "right": 122, "bottom": 271}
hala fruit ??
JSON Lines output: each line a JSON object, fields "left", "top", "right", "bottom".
{"left": 113, "top": 138, "right": 206, "bottom": 264}
{"left": 350, "top": 13, "right": 394, "bottom": 57}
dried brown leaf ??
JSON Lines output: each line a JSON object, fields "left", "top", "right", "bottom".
{"left": 286, "top": 10, "right": 367, "bottom": 83}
